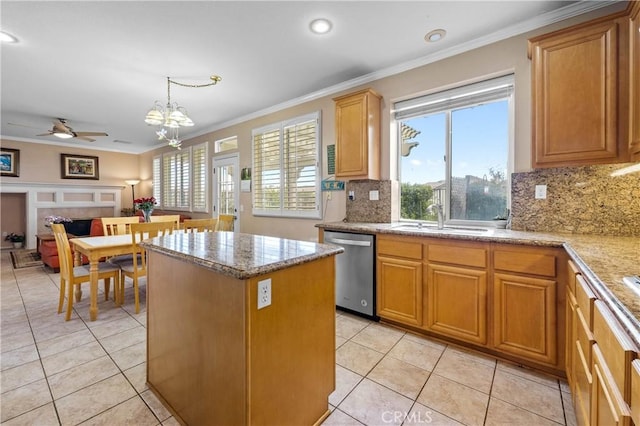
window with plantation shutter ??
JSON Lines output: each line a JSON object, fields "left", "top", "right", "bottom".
{"left": 152, "top": 155, "right": 162, "bottom": 206}
{"left": 252, "top": 111, "right": 321, "bottom": 218}
{"left": 162, "top": 149, "right": 191, "bottom": 210}
{"left": 192, "top": 143, "right": 207, "bottom": 211}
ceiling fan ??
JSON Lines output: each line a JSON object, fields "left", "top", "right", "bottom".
{"left": 36, "top": 118, "right": 108, "bottom": 142}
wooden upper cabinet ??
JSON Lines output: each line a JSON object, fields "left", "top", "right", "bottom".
{"left": 629, "top": 0, "right": 640, "bottom": 161}
{"left": 333, "top": 89, "right": 381, "bottom": 179}
{"left": 529, "top": 16, "right": 630, "bottom": 167}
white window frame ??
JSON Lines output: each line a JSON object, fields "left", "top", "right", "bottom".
{"left": 251, "top": 111, "right": 322, "bottom": 219}
{"left": 394, "top": 74, "right": 514, "bottom": 226}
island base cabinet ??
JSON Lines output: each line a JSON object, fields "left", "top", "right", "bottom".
{"left": 493, "top": 273, "right": 557, "bottom": 366}
{"left": 425, "top": 264, "right": 487, "bottom": 345}
{"left": 146, "top": 251, "right": 336, "bottom": 425}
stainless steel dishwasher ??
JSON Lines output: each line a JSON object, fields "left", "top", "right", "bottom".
{"left": 323, "top": 230, "right": 376, "bottom": 319}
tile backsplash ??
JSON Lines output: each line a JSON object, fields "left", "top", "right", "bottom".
{"left": 511, "top": 163, "right": 640, "bottom": 236}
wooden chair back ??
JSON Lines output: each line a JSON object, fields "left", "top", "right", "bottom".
{"left": 215, "top": 214, "right": 235, "bottom": 231}
{"left": 51, "top": 223, "right": 74, "bottom": 282}
{"left": 182, "top": 218, "right": 217, "bottom": 233}
{"left": 102, "top": 216, "right": 140, "bottom": 235}
{"left": 150, "top": 215, "right": 181, "bottom": 229}
{"left": 130, "top": 221, "right": 176, "bottom": 270}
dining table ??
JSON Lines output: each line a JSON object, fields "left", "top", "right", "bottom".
{"left": 70, "top": 234, "right": 136, "bottom": 321}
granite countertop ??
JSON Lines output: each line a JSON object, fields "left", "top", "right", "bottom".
{"left": 317, "top": 222, "right": 640, "bottom": 343}
{"left": 140, "top": 231, "right": 343, "bottom": 280}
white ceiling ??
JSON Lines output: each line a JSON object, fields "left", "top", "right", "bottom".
{"left": 1, "top": 1, "right": 623, "bottom": 154}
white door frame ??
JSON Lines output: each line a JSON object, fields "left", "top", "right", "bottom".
{"left": 212, "top": 153, "right": 240, "bottom": 232}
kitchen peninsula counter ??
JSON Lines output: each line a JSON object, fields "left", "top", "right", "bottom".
{"left": 141, "top": 231, "right": 343, "bottom": 426}
{"left": 317, "top": 222, "right": 640, "bottom": 346}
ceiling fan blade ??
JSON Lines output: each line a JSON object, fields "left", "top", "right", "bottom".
{"left": 8, "top": 122, "right": 44, "bottom": 130}
{"left": 36, "top": 132, "right": 54, "bottom": 136}
{"left": 75, "top": 136, "right": 96, "bottom": 142}
{"left": 74, "top": 131, "right": 108, "bottom": 137}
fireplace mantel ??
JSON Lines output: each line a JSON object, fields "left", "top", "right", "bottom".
{"left": 2, "top": 182, "right": 124, "bottom": 249}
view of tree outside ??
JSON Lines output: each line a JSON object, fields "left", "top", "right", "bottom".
{"left": 400, "top": 99, "right": 509, "bottom": 222}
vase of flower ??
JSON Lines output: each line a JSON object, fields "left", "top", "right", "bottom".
{"left": 134, "top": 197, "right": 157, "bottom": 223}
{"left": 141, "top": 208, "right": 153, "bottom": 223}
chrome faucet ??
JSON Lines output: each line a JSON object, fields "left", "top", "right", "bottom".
{"left": 428, "top": 203, "right": 445, "bottom": 230}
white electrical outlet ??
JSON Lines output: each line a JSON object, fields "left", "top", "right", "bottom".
{"left": 369, "top": 190, "right": 379, "bottom": 201}
{"left": 535, "top": 185, "right": 547, "bottom": 199}
{"left": 257, "top": 278, "right": 271, "bottom": 309}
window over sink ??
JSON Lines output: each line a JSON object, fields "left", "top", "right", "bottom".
{"left": 394, "top": 74, "right": 513, "bottom": 225}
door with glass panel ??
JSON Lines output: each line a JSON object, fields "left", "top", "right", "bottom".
{"left": 212, "top": 154, "right": 239, "bottom": 231}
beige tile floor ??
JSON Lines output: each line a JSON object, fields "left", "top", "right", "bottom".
{"left": 1, "top": 252, "right": 577, "bottom": 425}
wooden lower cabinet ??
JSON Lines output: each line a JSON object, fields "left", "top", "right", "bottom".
{"left": 425, "top": 263, "right": 487, "bottom": 344}
{"left": 377, "top": 256, "right": 423, "bottom": 326}
{"left": 493, "top": 273, "right": 557, "bottom": 365}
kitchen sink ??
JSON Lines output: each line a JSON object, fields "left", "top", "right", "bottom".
{"left": 391, "top": 224, "right": 489, "bottom": 234}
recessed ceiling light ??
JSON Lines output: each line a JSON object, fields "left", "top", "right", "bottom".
{"left": 425, "top": 29, "right": 446, "bottom": 43}
{"left": 310, "top": 18, "right": 332, "bottom": 35}
{"left": 0, "top": 31, "right": 18, "bottom": 43}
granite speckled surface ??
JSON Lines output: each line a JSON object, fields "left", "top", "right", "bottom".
{"left": 317, "top": 222, "right": 640, "bottom": 346}
{"left": 511, "top": 164, "right": 640, "bottom": 236}
{"left": 345, "top": 180, "right": 397, "bottom": 223}
{"left": 140, "top": 231, "right": 343, "bottom": 280}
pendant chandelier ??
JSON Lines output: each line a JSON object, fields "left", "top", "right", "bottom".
{"left": 144, "top": 75, "right": 221, "bottom": 149}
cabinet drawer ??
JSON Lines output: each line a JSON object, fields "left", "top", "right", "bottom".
{"left": 576, "top": 306, "right": 595, "bottom": 368}
{"left": 593, "top": 301, "right": 637, "bottom": 402}
{"left": 567, "top": 259, "right": 580, "bottom": 294}
{"left": 427, "top": 243, "right": 486, "bottom": 268}
{"left": 631, "top": 360, "right": 640, "bottom": 426}
{"left": 574, "top": 338, "right": 593, "bottom": 426}
{"left": 493, "top": 249, "right": 556, "bottom": 277}
{"left": 592, "top": 343, "right": 633, "bottom": 425}
{"left": 377, "top": 237, "right": 422, "bottom": 260}
{"left": 576, "top": 274, "right": 597, "bottom": 330}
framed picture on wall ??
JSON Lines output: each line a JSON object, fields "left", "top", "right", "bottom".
{"left": 61, "top": 153, "right": 99, "bottom": 180}
{"left": 0, "top": 148, "right": 20, "bottom": 177}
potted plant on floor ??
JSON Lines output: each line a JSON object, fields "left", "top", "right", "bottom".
{"left": 6, "top": 233, "right": 26, "bottom": 249}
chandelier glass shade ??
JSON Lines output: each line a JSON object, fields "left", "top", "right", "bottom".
{"left": 145, "top": 75, "right": 221, "bottom": 149}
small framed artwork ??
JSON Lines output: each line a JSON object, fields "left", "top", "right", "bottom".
{"left": 61, "top": 153, "right": 100, "bottom": 180}
{"left": 0, "top": 148, "right": 20, "bottom": 177}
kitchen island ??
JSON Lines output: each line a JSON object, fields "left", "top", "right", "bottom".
{"left": 140, "top": 231, "right": 343, "bottom": 426}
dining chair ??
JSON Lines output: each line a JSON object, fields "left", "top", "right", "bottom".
{"left": 215, "top": 214, "right": 235, "bottom": 231}
{"left": 101, "top": 216, "right": 141, "bottom": 236}
{"left": 182, "top": 218, "right": 217, "bottom": 233}
{"left": 117, "top": 221, "right": 175, "bottom": 313}
{"left": 51, "top": 224, "right": 120, "bottom": 321}
{"left": 150, "top": 215, "right": 181, "bottom": 229}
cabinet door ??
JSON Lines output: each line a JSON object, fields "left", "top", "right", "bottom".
{"left": 493, "top": 273, "right": 557, "bottom": 366}
{"left": 377, "top": 256, "right": 422, "bottom": 326}
{"left": 334, "top": 89, "right": 380, "bottom": 179}
{"left": 592, "top": 344, "right": 633, "bottom": 426}
{"left": 425, "top": 263, "right": 487, "bottom": 344}
{"left": 530, "top": 19, "right": 626, "bottom": 167}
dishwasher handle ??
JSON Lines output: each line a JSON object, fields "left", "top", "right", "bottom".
{"left": 326, "top": 237, "right": 372, "bottom": 247}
